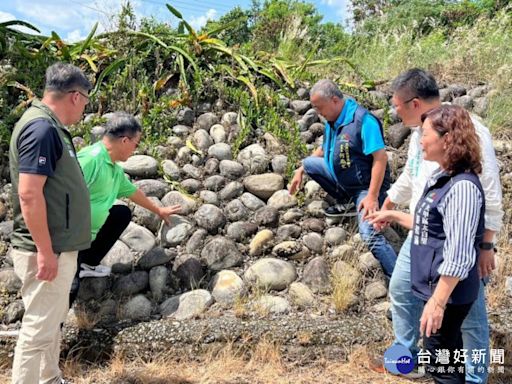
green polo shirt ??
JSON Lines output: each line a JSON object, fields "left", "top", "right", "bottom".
{"left": 78, "top": 141, "right": 137, "bottom": 240}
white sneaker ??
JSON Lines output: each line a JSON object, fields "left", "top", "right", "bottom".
{"left": 0, "top": 330, "right": 19, "bottom": 338}
{"left": 79, "top": 263, "right": 111, "bottom": 278}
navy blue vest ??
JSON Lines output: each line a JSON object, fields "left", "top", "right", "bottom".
{"left": 410, "top": 171, "right": 485, "bottom": 305}
{"left": 330, "top": 106, "right": 391, "bottom": 195}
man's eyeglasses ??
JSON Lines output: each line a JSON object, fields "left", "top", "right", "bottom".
{"left": 391, "top": 96, "right": 417, "bottom": 110}
{"left": 68, "top": 90, "right": 90, "bottom": 103}
{"left": 119, "top": 135, "right": 140, "bottom": 148}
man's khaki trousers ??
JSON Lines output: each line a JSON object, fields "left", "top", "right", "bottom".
{"left": 11, "top": 249, "right": 77, "bottom": 384}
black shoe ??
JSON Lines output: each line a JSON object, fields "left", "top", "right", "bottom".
{"left": 324, "top": 202, "right": 357, "bottom": 218}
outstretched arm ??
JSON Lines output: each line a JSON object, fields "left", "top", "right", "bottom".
{"left": 288, "top": 147, "right": 324, "bottom": 195}
{"left": 129, "top": 189, "right": 181, "bottom": 225}
{"left": 367, "top": 209, "right": 413, "bottom": 230}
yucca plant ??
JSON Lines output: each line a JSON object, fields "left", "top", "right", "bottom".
{"left": 127, "top": 4, "right": 297, "bottom": 107}
{"left": 37, "top": 24, "right": 117, "bottom": 75}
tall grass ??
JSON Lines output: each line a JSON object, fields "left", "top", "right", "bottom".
{"left": 341, "top": 7, "right": 511, "bottom": 83}
{"left": 321, "top": 6, "right": 512, "bottom": 135}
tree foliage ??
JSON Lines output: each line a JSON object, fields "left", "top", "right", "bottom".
{"left": 1, "top": 0, "right": 510, "bottom": 156}
{"left": 250, "top": 0, "right": 323, "bottom": 52}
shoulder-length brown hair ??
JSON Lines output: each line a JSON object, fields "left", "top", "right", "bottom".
{"left": 421, "top": 105, "right": 482, "bottom": 175}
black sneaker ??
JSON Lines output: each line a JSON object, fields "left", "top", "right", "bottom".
{"left": 324, "top": 202, "right": 357, "bottom": 217}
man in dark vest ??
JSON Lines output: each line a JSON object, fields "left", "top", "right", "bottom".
{"left": 9, "top": 62, "right": 92, "bottom": 384}
{"left": 288, "top": 79, "right": 396, "bottom": 277}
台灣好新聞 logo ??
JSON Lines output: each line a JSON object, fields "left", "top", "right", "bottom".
{"left": 383, "top": 345, "right": 415, "bottom": 374}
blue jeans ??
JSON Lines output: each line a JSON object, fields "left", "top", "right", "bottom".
{"left": 390, "top": 234, "right": 489, "bottom": 383}
{"left": 303, "top": 156, "right": 397, "bottom": 277}
{"left": 354, "top": 190, "right": 397, "bottom": 277}
{"left": 303, "top": 156, "right": 350, "bottom": 202}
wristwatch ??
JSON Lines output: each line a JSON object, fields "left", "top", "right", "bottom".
{"left": 479, "top": 242, "right": 495, "bottom": 251}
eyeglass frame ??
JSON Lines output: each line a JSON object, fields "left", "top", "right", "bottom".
{"left": 67, "top": 89, "right": 90, "bottom": 103}
{"left": 118, "top": 135, "right": 141, "bottom": 148}
{"left": 391, "top": 96, "right": 418, "bottom": 111}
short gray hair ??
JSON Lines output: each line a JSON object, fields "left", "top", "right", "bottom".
{"left": 45, "top": 62, "right": 92, "bottom": 93}
{"left": 104, "top": 112, "right": 142, "bottom": 139}
{"left": 310, "top": 79, "right": 344, "bottom": 100}
{"left": 391, "top": 68, "right": 439, "bottom": 100}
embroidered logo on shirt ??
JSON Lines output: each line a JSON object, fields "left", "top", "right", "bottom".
{"left": 66, "top": 144, "right": 76, "bottom": 158}
{"left": 425, "top": 191, "right": 437, "bottom": 203}
{"left": 38, "top": 156, "right": 47, "bottom": 166}
{"left": 339, "top": 134, "right": 351, "bottom": 169}
{"left": 413, "top": 199, "right": 431, "bottom": 246}
{"left": 408, "top": 152, "right": 422, "bottom": 177}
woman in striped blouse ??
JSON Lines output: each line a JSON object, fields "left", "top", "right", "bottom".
{"left": 368, "top": 104, "right": 484, "bottom": 384}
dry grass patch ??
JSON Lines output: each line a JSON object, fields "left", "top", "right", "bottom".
{"left": 236, "top": 284, "right": 273, "bottom": 318}
{"left": 6, "top": 341, "right": 511, "bottom": 383}
{"left": 60, "top": 353, "right": 194, "bottom": 384}
{"left": 94, "top": 344, "right": 413, "bottom": 384}
{"left": 330, "top": 270, "right": 359, "bottom": 313}
{"left": 232, "top": 293, "right": 249, "bottom": 319}
{"left": 72, "top": 307, "right": 102, "bottom": 330}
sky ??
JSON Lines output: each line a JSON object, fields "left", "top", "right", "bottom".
{"left": 0, "top": 0, "right": 350, "bottom": 43}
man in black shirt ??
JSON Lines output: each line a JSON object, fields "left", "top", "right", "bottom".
{"left": 9, "top": 62, "right": 91, "bottom": 384}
